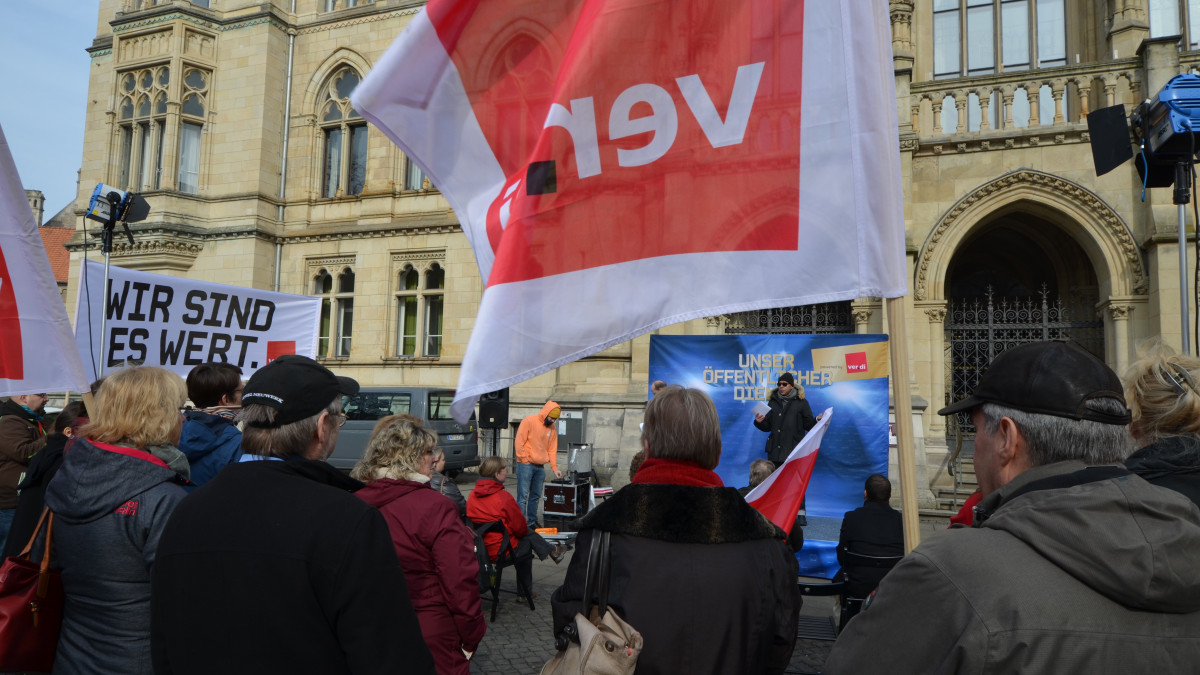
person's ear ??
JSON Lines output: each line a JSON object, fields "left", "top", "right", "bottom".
{"left": 996, "top": 416, "right": 1031, "bottom": 478}
{"left": 642, "top": 438, "right": 650, "bottom": 457}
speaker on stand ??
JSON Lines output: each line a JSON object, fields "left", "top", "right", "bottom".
{"left": 478, "top": 388, "right": 509, "bottom": 457}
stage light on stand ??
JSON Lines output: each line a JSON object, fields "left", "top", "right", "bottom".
{"left": 1087, "top": 74, "right": 1200, "bottom": 355}
{"left": 83, "top": 183, "right": 151, "bottom": 374}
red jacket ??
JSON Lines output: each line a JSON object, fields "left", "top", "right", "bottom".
{"left": 356, "top": 478, "right": 485, "bottom": 674}
{"left": 466, "top": 477, "right": 528, "bottom": 560}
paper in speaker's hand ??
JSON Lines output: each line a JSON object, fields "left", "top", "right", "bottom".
{"left": 752, "top": 401, "right": 770, "bottom": 417}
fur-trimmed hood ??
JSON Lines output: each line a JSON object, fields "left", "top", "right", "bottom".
{"left": 574, "top": 482, "right": 785, "bottom": 544}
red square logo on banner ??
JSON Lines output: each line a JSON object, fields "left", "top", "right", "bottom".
{"left": 845, "top": 352, "right": 868, "bottom": 373}
{"left": 266, "top": 341, "right": 295, "bottom": 363}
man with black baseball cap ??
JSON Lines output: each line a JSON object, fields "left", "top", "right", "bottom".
{"left": 151, "top": 356, "right": 434, "bottom": 674}
{"left": 826, "top": 341, "right": 1200, "bottom": 674}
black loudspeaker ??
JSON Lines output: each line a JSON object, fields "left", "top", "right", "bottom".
{"left": 478, "top": 388, "right": 509, "bottom": 429}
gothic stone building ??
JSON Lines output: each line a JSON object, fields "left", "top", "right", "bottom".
{"left": 65, "top": 0, "right": 1200, "bottom": 507}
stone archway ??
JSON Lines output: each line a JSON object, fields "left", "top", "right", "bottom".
{"left": 914, "top": 168, "right": 1147, "bottom": 438}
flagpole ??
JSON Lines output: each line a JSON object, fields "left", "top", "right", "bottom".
{"left": 886, "top": 296, "right": 921, "bottom": 553}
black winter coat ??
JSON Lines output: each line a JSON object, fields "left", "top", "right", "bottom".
{"left": 151, "top": 457, "right": 435, "bottom": 675}
{"left": 551, "top": 484, "right": 800, "bottom": 675}
{"left": 1125, "top": 435, "right": 1200, "bottom": 508}
{"left": 836, "top": 500, "right": 904, "bottom": 597}
{"left": 754, "top": 388, "right": 816, "bottom": 465}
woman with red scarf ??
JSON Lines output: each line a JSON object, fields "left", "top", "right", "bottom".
{"left": 550, "top": 386, "right": 801, "bottom": 675}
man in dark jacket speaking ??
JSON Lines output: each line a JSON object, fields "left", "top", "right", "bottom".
{"left": 753, "top": 372, "right": 816, "bottom": 465}
{"left": 826, "top": 341, "right": 1200, "bottom": 674}
{"left": 151, "top": 355, "right": 434, "bottom": 675}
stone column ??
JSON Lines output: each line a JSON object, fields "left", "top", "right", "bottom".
{"left": 1104, "top": 300, "right": 1136, "bottom": 374}
{"left": 922, "top": 303, "right": 948, "bottom": 437}
{"left": 852, "top": 306, "right": 874, "bottom": 334}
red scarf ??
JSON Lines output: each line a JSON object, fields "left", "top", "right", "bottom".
{"left": 632, "top": 457, "right": 724, "bottom": 487}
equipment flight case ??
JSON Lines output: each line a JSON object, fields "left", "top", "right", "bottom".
{"left": 542, "top": 480, "right": 589, "bottom": 530}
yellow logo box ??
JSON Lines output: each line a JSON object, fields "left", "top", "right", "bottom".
{"left": 810, "top": 341, "right": 890, "bottom": 383}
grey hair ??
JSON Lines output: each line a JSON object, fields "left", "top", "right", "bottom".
{"left": 239, "top": 398, "right": 341, "bottom": 458}
{"left": 978, "top": 399, "right": 1133, "bottom": 466}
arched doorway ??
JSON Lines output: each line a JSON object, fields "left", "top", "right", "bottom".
{"left": 943, "top": 213, "right": 1105, "bottom": 440}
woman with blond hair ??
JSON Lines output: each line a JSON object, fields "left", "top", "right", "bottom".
{"left": 44, "top": 366, "right": 190, "bottom": 674}
{"left": 352, "top": 414, "right": 485, "bottom": 675}
{"left": 1123, "top": 342, "right": 1200, "bottom": 507}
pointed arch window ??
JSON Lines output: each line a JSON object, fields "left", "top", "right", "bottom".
{"left": 394, "top": 261, "right": 445, "bottom": 357}
{"left": 320, "top": 68, "right": 368, "bottom": 198}
{"left": 116, "top": 66, "right": 169, "bottom": 192}
{"left": 314, "top": 266, "right": 355, "bottom": 358}
{"left": 178, "top": 68, "right": 209, "bottom": 195}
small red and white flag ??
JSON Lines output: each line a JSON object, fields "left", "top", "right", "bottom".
{"left": 746, "top": 407, "right": 833, "bottom": 535}
{"left": 352, "top": 1, "right": 904, "bottom": 422}
{"left": 0, "top": 122, "right": 91, "bottom": 395}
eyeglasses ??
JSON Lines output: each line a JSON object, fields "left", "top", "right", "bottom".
{"left": 333, "top": 412, "right": 348, "bottom": 427}
{"left": 777, "top": 382, "right": 791, "bottom": 388}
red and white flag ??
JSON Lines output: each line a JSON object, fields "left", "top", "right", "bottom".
{"left": 0, "top": 123, "right": 92, "bottom": 395}
{"left": 352, "top": 1, "right": 905, "bottom": 421}
{"left": 746, "top": 407, "right": 832, "bottom": 535}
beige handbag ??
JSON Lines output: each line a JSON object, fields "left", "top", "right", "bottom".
{"left": 541, "top": 531, "right": 642, "bottom": 675}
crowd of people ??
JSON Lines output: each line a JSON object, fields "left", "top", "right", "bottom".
{"left": 3, "top": 337, "right": 1200, "bottom": 673}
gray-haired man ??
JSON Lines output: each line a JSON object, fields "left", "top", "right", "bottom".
{"left": 152, "top": 355, "right": 433, "bottom": 675}
{"left": 826, "top": 341, "right": 1200, "bottom": 674}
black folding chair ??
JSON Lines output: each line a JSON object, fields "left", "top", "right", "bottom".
{"left": 838, "top": 551, "right": 904, "bottom": 631}
{"left": 471, "top": 520, "right": 535, "bottom": 621}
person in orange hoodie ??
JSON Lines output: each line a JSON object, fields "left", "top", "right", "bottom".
{"left": 514, "top": 400, "right": 563, "bottom": 528}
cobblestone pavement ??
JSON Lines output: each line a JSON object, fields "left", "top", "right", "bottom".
{"left": 457, "top": 472, "right": 944, "bottom": 674}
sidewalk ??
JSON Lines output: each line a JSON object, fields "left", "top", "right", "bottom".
{"left": 457, "top": 472, "right": 945, "bottom": 674}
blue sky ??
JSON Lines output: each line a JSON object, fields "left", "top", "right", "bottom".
{"left": 0, "top": 3, "right": 99, "bottom": 217}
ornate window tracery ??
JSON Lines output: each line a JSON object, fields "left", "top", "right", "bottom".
{"left": 320, "top": 68, "right": 368, "bottom": 198}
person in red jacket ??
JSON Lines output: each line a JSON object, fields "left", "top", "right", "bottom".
{"left": 353, "top": 414, "right": 486, "bottom": 674}
{"left": 467, "top": 456, "right": 566, "bottom": 600}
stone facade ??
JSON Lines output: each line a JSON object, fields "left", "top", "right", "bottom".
{"left": 64, "top": 0, "right": 1199, "bottom": 501}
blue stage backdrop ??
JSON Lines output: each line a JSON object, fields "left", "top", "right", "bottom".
{"left": 648, "top": 334, "right": 890, "bottom": 577}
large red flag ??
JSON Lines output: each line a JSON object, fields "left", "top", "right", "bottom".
{"left": 746, "top": 407, "right": 832, "bottom": 535}
{"left": 0, "top": 123, "right": 91, "bottom": 395}
{"left": 352, "top": 2, "right": 905, "bottom": 421}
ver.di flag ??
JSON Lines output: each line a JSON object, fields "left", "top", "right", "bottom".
{"left": 0, "top": 122, "right": 92, "bottom": 395}
{"left": 352, "top": 1, "right": 905, "bottom": 421}
{"left": 746, "top": 407, "right": 833, "bottom": 535}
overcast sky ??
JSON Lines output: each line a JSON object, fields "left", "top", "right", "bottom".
{"left": 0, "top": 3, "right": 98, "bottom": 218}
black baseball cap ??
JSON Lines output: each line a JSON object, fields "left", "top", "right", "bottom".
{"left": 241, "top": 355, "right": 359, "bottom": 427}
{"left": 937, "top": 341, "right": 1131, "bottom": 425}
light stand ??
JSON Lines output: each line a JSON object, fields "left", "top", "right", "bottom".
{"left": 1174, "top": 161, "right": 1193, "bottom": 355}
{"left": 85, "top": 184, "right": 146, "bottom": 374}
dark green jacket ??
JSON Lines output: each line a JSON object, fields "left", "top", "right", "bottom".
{"left": 827, "top": 461, "right": 1200, "bottom": 674}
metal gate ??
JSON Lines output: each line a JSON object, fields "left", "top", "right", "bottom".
{"left": 724, "top": 302, "right": 854, "bottom": 334}
{"left": 944, "top": 286, "right": 1104, "bottom": 438}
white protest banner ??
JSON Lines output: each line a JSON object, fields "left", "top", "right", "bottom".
{"left": 0, "top": 122, "right": 92, "bottom": 395}
{"left": 73, "top": 259, "right": 321, "bottom": 381}
{"left": 352, "top": 0, "right": 906, "bottom": 421}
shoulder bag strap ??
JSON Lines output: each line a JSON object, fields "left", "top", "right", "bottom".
{"left": 594, "top": 531, "right": 612, "bottom": 617}
{"left": 581, "top": 529, "right": 607, "bottom": 618}
{"left": 18, "top": 506, "right": 52, "bottom": 559}
{"left": 37, "top": 512, "right": 54, "bottom": 598}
